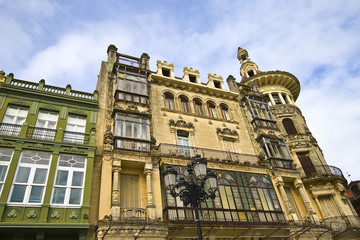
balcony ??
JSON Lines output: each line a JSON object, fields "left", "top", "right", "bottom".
{"left": 251, "top": 118, "right": 278, "bottom": 130}
{"left": 0, "top": 123, "right": 22, "bottom": 137}
{"left": 26, "top": 126, "right": 57, "bottom": 141}
{"left": 120, "top": 207, "right": 146, "bottom": 220}
{"left": 63, "top": 131, "right": 90, "bottom": 144}
{"left": 158, "top": 143, "right": 258, "bottom": 163}
{"left": 269, "top": 157, "right": 296, "bottom": 170}
{"left": 300, "top": 165, "right": 345, "bottom": 179}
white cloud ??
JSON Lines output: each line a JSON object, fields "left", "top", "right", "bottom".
{"left": 1, "top": 0, "right": 360, "bottom": 181}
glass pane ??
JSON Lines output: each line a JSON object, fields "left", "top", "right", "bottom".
{"left": 10, "top": 185, "right": 26, "bottom": 202}
{"left": 15, "top": 167, "right": 30, "bottom": 183}
{"left": 72, "top": 172, "right": 84, "bottom": 187}
{"left": 33, "top": 168, "right": 47, "bottom": 184}
{"left": 0, "top": 165, "right": 8, "bottom": 181}
{"left": 29, "top": 186, "right": 44, "bottom": 203}
{"left": 52, "top": 187, "right": 66, "bottom": 204}
{"left": 69, "top": 188, "right": 82, "bottom": 204}
{"left": 55, "top": 170, "right": 69, "bottom": 186}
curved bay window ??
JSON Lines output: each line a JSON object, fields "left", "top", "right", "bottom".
{"left": 162, "top": 166, "right": 285, "bottom": 223}
{"left": 282, "top": 118, "right": 297, "bottom": 135}
{"left": 116, "top": 72, "right": 148, "bottom": 104}
{"left": 220, "top": 104, "right": 231, "bottom": 120}
{"left": 164, "top": 92, "right": 175, "bottom": 110}
{"left": 207, "top": 101, "right": 218, "bottom": 118}
{"left": 114, "top": 113, "right": 150, "bottom": 152}
{"left": 193, "top": 99, "right": 204, "bottom": 116}
{"left": 179, "top": 96, "right": 190, "bottom": 113}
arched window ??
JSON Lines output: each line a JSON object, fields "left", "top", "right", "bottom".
{"left": 220, "top": 104, "right": 231, "bottom": 120}
{"left": 164, "top": 93, "right": 175, "bottom": 110}
{"left": 179, "top": 96, "right": 190, "bottom": 113}
{"left": 207, "top": 101, "right": 217, "bottom": 118}
{"left": 193, "top": 99, "right": 203, "bottom": 116}
{"left": 282, "top": 118, "right": 297, "bottom": 135}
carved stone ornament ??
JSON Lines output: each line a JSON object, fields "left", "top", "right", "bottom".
{"left": 216, "top": 127, "right": 238, "bottom": 136}
{"left": 69, "top": 211, "right": 78, "bottom": 219}
{"left": 63, "top": 146, "right": 86, "bottom": 154}
{"left": 257, "top": 152, "right": 269, "bottom": 166}
{"left": 69, "top": 108, "right": 86, "bottom": 116}
{"left": 0, "top": 140, "right": 12, "bottom": 146}
{"left": 169, "top": 119, "right": 194, "bottom": 129}
{"left": 26, "top": 143, "right": 51, "bottom": 150}
{"left": 51, "top": 211, "right": 60, "bottom": 219}
{"left": 126, "top": 105, "right": 139, "bottom": 112}
{"left": 7, "top": 209, "right": 17, "bottom": 218}
{"left": 10, "top": 99, "right": 29, "bottom": 107}
{"left": 41, "top": 104, "right": 59, "bottom": 112}
{"left": 336, "top": 182, "right": 345, "bottom": 193}
{"left": 27, "top": 210, "right": 37, "bottom": 218}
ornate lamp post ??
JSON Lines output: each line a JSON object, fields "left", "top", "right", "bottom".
{"left": 163, "top": 156, "right": 218, "bottom": 240}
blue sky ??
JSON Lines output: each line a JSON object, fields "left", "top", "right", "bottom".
{"left": 1, "top": 0, "right": 360, "bottom": 181}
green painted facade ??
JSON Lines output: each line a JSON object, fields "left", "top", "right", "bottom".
{"left": 0, "top": 72, "right": 98, "bottom": 239}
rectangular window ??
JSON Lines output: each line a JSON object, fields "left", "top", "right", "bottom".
{"left": 51, "top": 154, "right": 86, "bottom": 206}
{"left": 0, "top": 106, "right": 28, "bottom": 136}
{"left": 177, "top": 131, "right": 193, "bottom": 157}
{"left": 0, "top": 148, "right": 14, "bottom": 193}
{"left": 63, "top": 115, "right": 87, "bottom": 144}
{"left": 272, "top": 94, "right": 282, "bottom": 105}
{"left": 118, "top": 73, "right": 148, "bottom": 96}
{"left": 9, "top": 150, "right": 51, "bottom": 204}
{"left": 114, "top": 113, "right": 150, "bottom": 151}
{"left": 33, "top": 110, "right": 58, "bottom": 141}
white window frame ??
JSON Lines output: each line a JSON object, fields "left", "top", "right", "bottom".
{"left": 0, "top": 105, "right": 28, "bottom": 136}
{"left": 33, "top": 110, "right": 59, "bottom": 141}
{"left": 8, "top": 150, "right": 51, "bottom": 205}
{"left": 177, "top": 131, "right": 193, "bottom": 157}
{"left": 51, "top": 154, "right": 86, "bottom": 207}
{"left": 0, "top": 148, "right": 14, "bottom": 193}
{"left": 64, "top": 114, "right": 87, "bottom": 144}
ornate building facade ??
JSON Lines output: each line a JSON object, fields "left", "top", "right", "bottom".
{"left": 0, "top": 71, "right": 98, "bottom": 239}
{"left": 92, "top": 45, "right": 360, "bottom": 239}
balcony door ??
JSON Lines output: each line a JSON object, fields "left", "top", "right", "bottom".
{"left": 177, "top": 130, "right": 192, "bottom": 157}
{"left": 0, "top": 106, "right": 28, "bottom": 136}
{"left": 64, "top": 115, "right": 86, "bottom": 143}
{"left": 33, "top": 110, "right": 58, "bottom": 140}
{"left": 297, "top": 152, "right": 316, "bottom": 177}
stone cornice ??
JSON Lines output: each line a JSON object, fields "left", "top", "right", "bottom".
{"left": 150, "top": 74, "right": 239, "bottom": 101}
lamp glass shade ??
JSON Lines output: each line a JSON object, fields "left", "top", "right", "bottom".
{"left": 164, "top": 166, "right": 177, "bottom": 189}
{"left": 193, "top": 158, "right": 207, "bottom": 179}
{"left": 205, "top": 172, "right": 217, "bottom": 192}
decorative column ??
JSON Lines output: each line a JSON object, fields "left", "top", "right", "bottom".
{"left": 144, "top": 162, "right": 155, "bottom": 219}
{"left": 111, "top": 160, "right": 121, "bottom": 221}
{"left": 294, "top": 178, "right": 319, "bottom": 223}
{"left": 268, "top": 93, "right": 275, "bottom": 105}
{"left": 276, "top": 178, "right": 297, "bottom": 221}
{"left": 312, "top": 194, "right": 324, "bottom": 218}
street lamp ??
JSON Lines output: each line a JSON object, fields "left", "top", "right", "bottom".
{"left": 163, "top": 155, "right": 218, "bottom": 240}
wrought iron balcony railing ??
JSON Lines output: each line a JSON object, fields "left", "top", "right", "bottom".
{"left": 0, "top": 123, "right": 22, "bottom": 137}
{"left": 63, "top": 131, "right": 90, "bottom": 144}
{"left": 158, "top": 143, "right": 258, "bottom": 164}
{"left": 27, "top": 126, "right": 57, "bottom": 141}
{"left": 300, "top": 165, "right": 345, "bottom": 179}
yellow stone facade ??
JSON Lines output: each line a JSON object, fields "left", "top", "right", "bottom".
{"left": 90, "top": 45, "right": 360, "bottom": 239}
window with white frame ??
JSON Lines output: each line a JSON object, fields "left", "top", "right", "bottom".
{"left": 114, "top": 113, "right": 150, "bottom": 151}
{"left": 33, "top": 110, "right": 59, "bottom": 140}
{"left": 9, "top": 150, "right": 51, "bottom": 204}
{"left": 117, "top": 72, "right": 148, "bottom": 96}
{"left": 0, "top": 105, "right": 28, "bottom": 136}
{"left": 177, "top": 130, "right": 193, "bottom": 157}
{"left": 259, "top": 138, "right": 291, "bottom": 160}
{"left": 0, "top": 148, "right": 14, "bottom": 193}
{"left": 51, "top": 154, "right": 86, "bottom": 206}
{"left": 63, "top": 115, "right": 87, "bottom": 144}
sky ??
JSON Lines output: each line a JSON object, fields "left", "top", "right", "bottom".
{"left": 1, "top": 0, "right": 360, "bottom": 181}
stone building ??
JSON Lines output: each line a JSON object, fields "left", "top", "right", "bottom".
{"left": 0, "top": 71, "right": 98, "bottom": 239}
{"left": 93, "top": 45, "right": 360, "bottom": 239}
